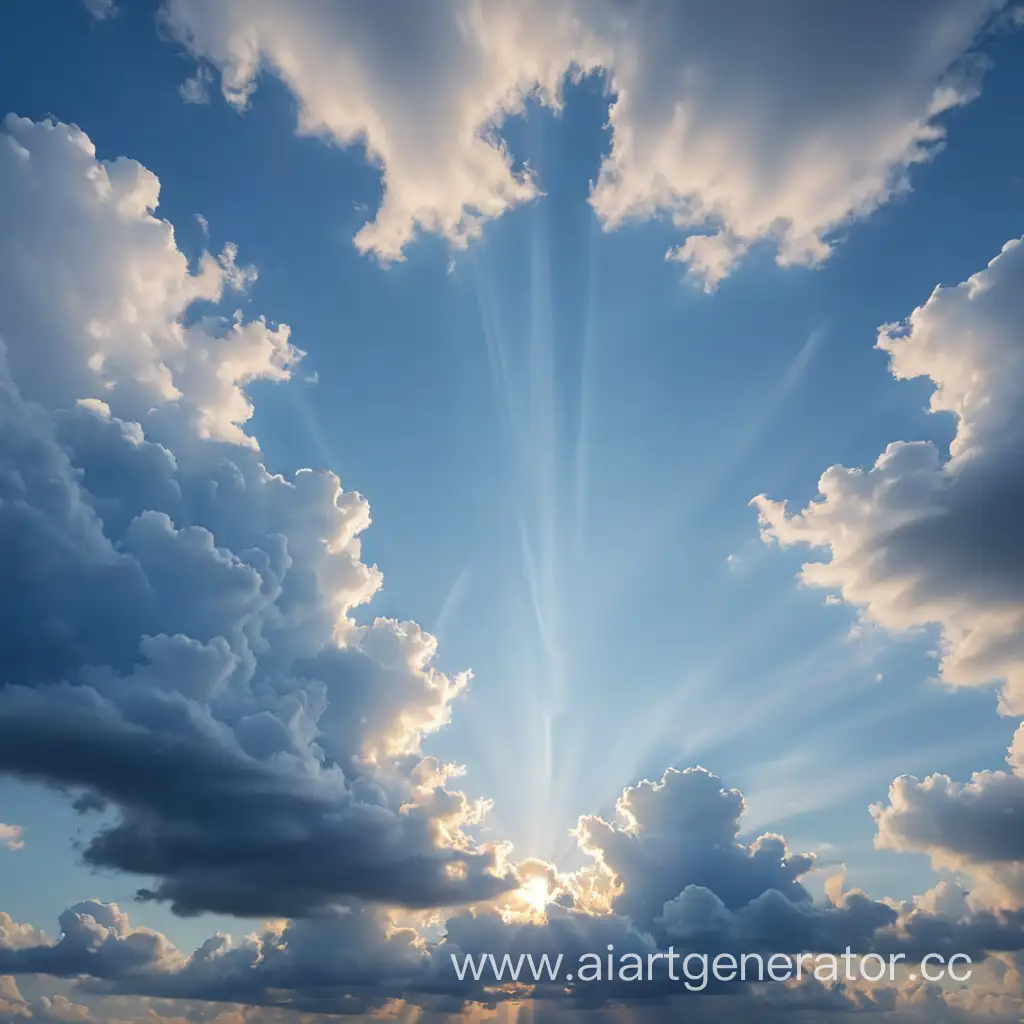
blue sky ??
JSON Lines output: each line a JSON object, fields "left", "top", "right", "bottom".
{"left": 2, "top": 2, "right": 1024, "bottom": 1021}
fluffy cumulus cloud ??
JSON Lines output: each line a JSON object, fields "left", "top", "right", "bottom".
{"left": 0, "top": 903, "right": 180, "bottom": 982}
{"left": 874, "top": 725, "right": 1024, "bottom": 910}
{"left": 754, "top": 237, "right": 1024, "bottom": 714}
{"left": 159, "top": 0, "right": 1008, "bottom": 287}
{"left": 575, "top": 768, "right": 816, "bottom": 932}
{"left": 0, "top": 113, "right": 513, "bottom": 916}
{"left": 0, "top": 918, "right": 44, "bottom": 952}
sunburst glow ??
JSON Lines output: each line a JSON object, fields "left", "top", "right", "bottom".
{"left": 519, "top": 875, "right": 552, "bottom": 916}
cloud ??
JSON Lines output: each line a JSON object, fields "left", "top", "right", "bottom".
{"left": 575, "top": 767, "right": 816, "bottom": 935}
{"left": 82, "top": 0, "right": 115, "bottom": 21}
{"left": 160, "top": 0, "right": 1008, "bottom": 285}
{"left": 0, "top": 917, "right": 44, "bottom": 952}
{"left": 0, "top": 902, "right": 180, "bottom": 981}
{"left": 667, "top": 233, "right": 748, "bottom": 294}
{"left": 754, "top": 238, "right": 1024, "bottom": 714}
{"left": 752, "top": 235, "right": 1024, "bottom": 938}
{"left": 0, "top": 115, "right": 297, "bottom": 449}
{"left": 4, "top": 813, "right": 1024, "bottom": 1014}
{"left": 161, "top": 0, "right": 580, "bottom": 264}
{"left": 586, "top": 0, "right": 1002, "bottom": 289}
{"left": 4, "top": 770, "right": 1021, "bottom": 1015}
{"left": 0, "top": 113, "right": 513, "bottom": 916}
{"left": 179, "top": 66, "right": 212, "bottom": 105}
{"left": 4, "top": 972, "right": 1020, "bottom": 1024}
{"left": 873, "top": 725, "right": 1024, "bottom": 909}
{"left": 0, "top": 825, "right": 23, "bottom": 852}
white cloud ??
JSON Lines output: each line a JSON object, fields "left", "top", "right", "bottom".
{"left": 0, "top": 914, "right": 42, "bottom": 949}
{"left": 755, "top": 238, "right": 1024, "bottom": 713}
{"left": 0, "top": 825, "right": 23, "bottom": 852}
{"left": 667, "top": 232, "right": 748, "bottom": 292}
{"left": 587, "top": 0, "right": 1002, "bottom": 288}
{"left": 161, "top": 0, "right": 586, "bottom": 263}
{"left": 161, "top": 0, "right": 1008, "bottom": 284}
{"left": 179, "top": 66, "right": 212, "bottom": 105}
{"left": 0, "top": 115, "right": 299, "bottom": 449}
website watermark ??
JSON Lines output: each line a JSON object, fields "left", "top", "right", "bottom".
{"left": 450, "top": 945, "right": 973, "bottom": 991}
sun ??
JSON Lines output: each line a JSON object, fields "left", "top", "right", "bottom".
{"left": 519, "top": 875, "right": 552, "bottom": 916}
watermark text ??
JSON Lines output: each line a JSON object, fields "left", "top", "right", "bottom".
{"left": 450, "top": 945, "right": 973, "bottom": 991}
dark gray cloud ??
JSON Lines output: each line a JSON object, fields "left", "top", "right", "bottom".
{"left": 0, "top": 679, "right": 505, "bottom": 916}
{"left": 0, "top": 903, "right": 176, "bottom": 981}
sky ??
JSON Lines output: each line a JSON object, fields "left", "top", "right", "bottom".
{"left": 1, "top": 1, "right": 1024, "bottom": 1022}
